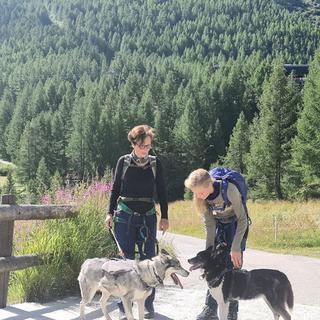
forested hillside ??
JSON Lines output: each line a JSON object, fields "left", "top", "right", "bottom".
{"left": 0, "top": 0, "right": 320, "bottom": 200}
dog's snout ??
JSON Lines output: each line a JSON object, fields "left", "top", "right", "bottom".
{"left": 179, "top": 268, "right": 190, "bottom": 277}
{"left": 187, "top": 257, "right": 196, "bottom": 264}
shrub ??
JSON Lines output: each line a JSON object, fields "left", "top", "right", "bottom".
{"left": 9, "top": 181, "right": 117, "bottom": 302}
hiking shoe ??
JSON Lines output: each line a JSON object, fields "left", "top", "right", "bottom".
{"left": 144, "top": 311, "right": 155, "bottom": 319}
{"left": 227, "top": 312, "right": 238, "bottom": 320}
{"left": 119, "top": 310, "right": 127, "bottom": 320}
{"left": 196, "top": 305, "right": 219, "bottom": 320}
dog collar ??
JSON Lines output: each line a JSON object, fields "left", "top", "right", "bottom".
{"left": 206, "top": 268, "right": 230, "bottom": 287}
{"left": 137, "top": 261, "right": 163, "bottom": 288}
{"left": 152, "top": 265, "right": 163, "bottom": 286}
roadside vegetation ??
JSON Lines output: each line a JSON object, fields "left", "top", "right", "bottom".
{"left": 7, "top": 184, "right": 320, "bottom": 304}
{"left": 8, "top": 182, "right": 117, "bottom": 304}
{"left": 167, "top": 200, "right": 320, "bottom": 258}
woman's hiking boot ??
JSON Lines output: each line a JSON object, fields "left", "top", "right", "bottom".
{"left": 196, "top": 305, "right": 219, "bottom": 320}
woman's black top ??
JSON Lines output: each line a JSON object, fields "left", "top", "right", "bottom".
{"left": 108, "top": 155, "right": 168, "bottom": 219}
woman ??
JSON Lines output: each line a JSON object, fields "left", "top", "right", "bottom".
{"left": 105, "top": 124, "right": 169, "bottom": 320}
{"left": 184, "top": 168, "right": 249, "bottom": 320}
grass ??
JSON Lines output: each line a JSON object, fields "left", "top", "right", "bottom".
{"left": 0, "top": 176, "right": 7, "bottom": 188}
{"left": 166, "top": 200, "right": 320, "bottom": 259}
{"left": 7, "top": 184, "right": 117, "bottom": 304}
{"left": 7, "top": 193, "right": 320, "bottom": 304}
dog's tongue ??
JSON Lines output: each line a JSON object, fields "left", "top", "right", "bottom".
{"left": 189, "top": 264, "right": 201, "bottom": 271}
{"left": 171, "top": 273, "right": 183, "bottom": 289}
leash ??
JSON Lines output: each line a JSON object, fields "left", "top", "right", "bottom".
{"left": 108, "top": 227, "right": 126, "bottom": 260}
{"left": 114, "top": 201, "right": 160, "bottom": 257}
{"left": 203, "top": 268, "right": 231, "bottom": 286}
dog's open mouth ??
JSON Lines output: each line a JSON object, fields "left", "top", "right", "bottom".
{"left": 170, "top": 273, "right": 183, "bottom": 289}
{"left": 189, "top": 263, "right": 203, "bottom": 271}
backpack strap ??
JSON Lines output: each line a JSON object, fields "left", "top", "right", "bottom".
{"left": 149, "top": 155, "right": 157, "bottom": 179}
{"left": 120, "top": 154, "right": 157, "bottom": 201}
{"left": 121, "top": 154, "right": 132, "bottom": 183}
{"left": 221, "top": 178, "right": 252, "bottom": 225}
{"left": 121, "top": 154, "right": 157, "bottom": 182}
{"left": 220, "top": 179, "right": 229, "bottom": 210}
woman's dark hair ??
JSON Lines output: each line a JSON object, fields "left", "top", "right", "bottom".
{"left": 128, "top": 125, "right": 154, "bottom": 145}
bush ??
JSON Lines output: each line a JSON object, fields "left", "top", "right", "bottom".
{"left": 0, "top": 160, "right": 16, "bottom": 176}
{"left": 9, "top": 181, "right": 117, "bottom": 302}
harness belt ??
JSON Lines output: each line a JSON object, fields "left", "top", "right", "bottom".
{"left": 117, "top": 199, "right": 156, "bottom": 217}
{"left": 114, "top": 198, "right": 159, "bottom": 257}
{"left": 119, "top": 196, "right": 155, "bottom": 203}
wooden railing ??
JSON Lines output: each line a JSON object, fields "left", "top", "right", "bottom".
{"left": 0, "top": 194, "right": 78, "bottom": 308}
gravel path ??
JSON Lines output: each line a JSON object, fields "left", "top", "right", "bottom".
{"left": 1, "top": 232, "right": 319, "bottom": 320}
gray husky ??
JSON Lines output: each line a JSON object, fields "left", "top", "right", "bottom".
{"left": 78, "top": 249, "right": 189, "bottom": 320}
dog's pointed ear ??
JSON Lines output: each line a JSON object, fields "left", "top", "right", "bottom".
{"left": 161, "top": 248, "right": 170, "bottom": 256}
{"left": 207, "top": 245, "right": 214, "bottom": 252}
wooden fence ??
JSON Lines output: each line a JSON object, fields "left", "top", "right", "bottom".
{"left": 0, "top": 194, "right": 78, "bottom": 308}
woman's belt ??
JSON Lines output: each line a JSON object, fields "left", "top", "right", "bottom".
{"left": 119, "top": 196, "right": 154, "bottom": 203}
{"left": 117, "top": 198, "right": 156, "bottom": 216}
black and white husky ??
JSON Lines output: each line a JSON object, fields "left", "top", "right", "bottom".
{"left": 188, "top": 244, "right": 294, "bottom": 320}
{"left": 78, "top": 249, "right": 189, "bottom": 320}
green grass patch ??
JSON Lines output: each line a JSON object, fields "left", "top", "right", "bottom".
{"left": 167, "top": 200, "right": 320, "bottom": 259}
{"left": 8, "top": 194, "right": 117, "bottom": 304}
{"left": 8, "top": 196, "right": 320, "bottom": 304}
{"left": 0, "top": 176, "right": 7, "bottom": 187}
{"left": 0, "top": 159, "right": 16, "bottom": 176}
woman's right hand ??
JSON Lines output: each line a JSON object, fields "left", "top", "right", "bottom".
{"left": 105, "top": 214, "right": 113, "bottom": 228}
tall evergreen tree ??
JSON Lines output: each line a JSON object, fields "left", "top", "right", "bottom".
{"left": 246, "top": 60, "right": 299, "bottom": 199}
{"left": 223, "top": 112, "right": 249, "bottom": 173}
{"left": 5, "top": 87, "right": 31, "bottom": 161}
{"left": 36, "top": 157, "right": 50, "bottom": 196}
{"left": 67, "top": 96, "right": 86, "bottom": 179}
{"left": 51, "top": 113, "right": 69, "bottom": 177}
{"left": 17, "top": 122, "right": 41, "bottom": 183}
{"left": 3, "top": 169, "right": 16, "bottom": 195}
{"left": 50, "top": 170, "right": 63, "bottom": 196}
{"left": 173, "top": 95, "right": 206, "bottom": 197}
{"left": 292, "top": 50, "right": 320, "bottom": 198}
{"left": 0, "top": 90, "right": 14, "bottom": 158}
{"left": 83, "top": 94, "right": 102, "bottom": 178}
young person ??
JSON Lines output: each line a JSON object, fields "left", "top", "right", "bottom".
{"left": 185, "top": 168, "right": 249, "bottom": 320}
{"left": 105, "top": 124, "right": 169, "bottom": 320}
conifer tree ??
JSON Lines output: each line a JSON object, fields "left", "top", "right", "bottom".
{"left": 36, "top": 157, "right": 50, "bottom": 196}
{"left": 50, "top": 170, "right": 63, "bottom": 197}
{"left": 99, "top": 109, "right": 115, "bottom": 171}
{"left": 0, "top": 90, "right": 14, "bottom": 158}
{"left": 174, "top": 95, "right": 205, "bottom": 174}
{"left": 223, "top": 112, "right": 249, "bottom": 173}
{"left": 17, "top": 122, "right": 40, "bottom": 183}
{"left": 6, "top": 88, "right": 31, "bottom": 161}
{"left": 292, "top": 50, "right": 320, "bottom": 198}
{"left": 3, "top": 169, "right": 16, "bottom": 195}
{"left": 246, "top": 59, "right": 299, "bottom": 199}
{"left": 51, "top": 113, "right": 69, "bottom": 177}
{"left": 154, "top": 106, "right": 178, "bottom": 199}
{"left": 67, "top": 96, "right": 86, "bottom": 179}
{"left": 84, "top": 94, "right": 102, "bottom": 178}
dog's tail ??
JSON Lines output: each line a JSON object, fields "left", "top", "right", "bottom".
{"left": 286, "top": 281, "right": 294, "bottom": 311}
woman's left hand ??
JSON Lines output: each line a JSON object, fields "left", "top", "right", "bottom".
{"left": 231, "top": 251, "right": 242, "bottom": 269}
{"left": 159, "top": 219, "right": 169, "bottom": 234}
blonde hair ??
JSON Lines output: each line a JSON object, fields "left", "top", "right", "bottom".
{"left": 184, "top": 169, "right": 212, "bottom": 215}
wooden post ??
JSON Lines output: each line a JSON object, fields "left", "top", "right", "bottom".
{"left": 0, "top": 194, "right": 16, "bottom": 308}
{"left": 273, "top": 215, "right": 278, "bottom": 242}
